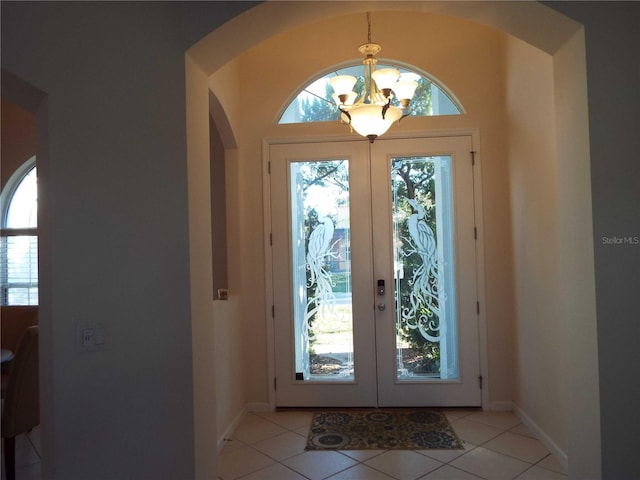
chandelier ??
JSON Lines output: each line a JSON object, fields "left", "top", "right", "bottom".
{"left": 329, "top": 13, "right": 418, "bottom": 143}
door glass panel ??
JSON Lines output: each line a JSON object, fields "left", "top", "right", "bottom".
{"left": 290, "top": 160, "right": 354, "bottom": 381}
{"left": 391, "top": 156, "right": 458, "bottom": 381}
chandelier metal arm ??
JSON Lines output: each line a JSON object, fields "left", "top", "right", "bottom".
{"left": 339, "top": 107, "right": 352, "bottom": 124}
{"left": 381, "top": 100, "right": 390, "bottom": 120}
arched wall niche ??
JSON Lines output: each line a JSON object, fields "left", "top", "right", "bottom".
{"left": 185, "top": 3, "right": 599, "bottom": 479}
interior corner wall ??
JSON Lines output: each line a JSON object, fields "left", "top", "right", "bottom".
{"left": 553, "top": 28, "right": 601, "bottom": 479}
{"left": 1, "top": 99, "right": 36, "bottom": 189}
{"left": 213, "top": 144, "right": 247, "bottom": 442}
{"left": 209, "top": 59, "right": 273, "bottom": 407}
{"left": 505, "top": 35, "right": 568, "bottom": 458}
{"left": 186, "top": 54, "right": 218, "bottom": 479}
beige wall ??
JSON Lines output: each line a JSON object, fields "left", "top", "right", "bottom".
{"left": 553, "top": 28, "right": 600, "bottom": 478}
{"left": 186, "top": 55, "right": 216, "bottom": 479}
{"left": 506, "top": 35, "right": 568, "bottom": 453}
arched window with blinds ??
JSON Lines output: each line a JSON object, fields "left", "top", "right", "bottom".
{"left": 1, "top": 157, "right": 38, "bottom": 305}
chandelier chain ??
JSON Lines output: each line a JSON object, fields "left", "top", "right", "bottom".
{"left": 367, "top": 12, "right": 372, "bottom": 43}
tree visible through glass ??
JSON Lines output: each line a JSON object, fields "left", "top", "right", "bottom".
{"left": 392, "top": 156, "right": 458, "bottom": 380}
{"left": 289, "top": 155, "right": 459, "bottom": 382}
{"left": 290, "top": 159, "right": 354, "bottom": 381}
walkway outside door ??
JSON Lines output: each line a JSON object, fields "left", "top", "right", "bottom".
{"left": 269, "top": 136, "right": 481, "bottom": 407}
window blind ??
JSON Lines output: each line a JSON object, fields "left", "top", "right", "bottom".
{"left": 0, "top": 230, "right": 38, "bottom": 305}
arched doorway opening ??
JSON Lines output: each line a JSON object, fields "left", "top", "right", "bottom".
{"left": 186, "top": 3, "right": 598, "bottom": 478}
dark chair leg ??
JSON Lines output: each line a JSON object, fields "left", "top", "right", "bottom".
{"left": 4, "top": 436, "right": 16, "bottom": 480}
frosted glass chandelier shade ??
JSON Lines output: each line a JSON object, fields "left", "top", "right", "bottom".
{"left": 329, "top": 75, "right": 357, "bottom": 96}
{"left": 349, "top": 104, "right": 403, "bottom": 139}
{"left": 372, "top": 68, "right": 400, "bottom": 91}
{"left": 394, "top": 78, "right": 419, "bottom": 102}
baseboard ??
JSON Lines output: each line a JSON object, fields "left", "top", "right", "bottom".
{"left": 216, "top": 402, "right": 273, "bottom": 452}
{"left": 512, "top": 404, "right": 568, "bottom": 475}
{"left": 217, "top": 406, "right": 247, "bottom": 453}
{"left": 488, "top": 401, "right": 514, "bottom": 412}
{"left": 246, "top": 402, "right": 271, "bottom": 413}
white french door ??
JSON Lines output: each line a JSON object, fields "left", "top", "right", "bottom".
{"left": 269, "top": 136, "right": 481, "bottom": 407}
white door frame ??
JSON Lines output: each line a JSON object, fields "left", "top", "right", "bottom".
{"left": 262, "top": 128, "right": 489, "bottom": 410}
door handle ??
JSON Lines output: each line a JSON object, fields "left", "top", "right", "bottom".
{"left": 378, "top": 303, "right": 386, "bottom": 311}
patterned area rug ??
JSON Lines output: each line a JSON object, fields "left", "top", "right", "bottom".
{"left": 305, "top": 409, "right": 463, "bottom": 450}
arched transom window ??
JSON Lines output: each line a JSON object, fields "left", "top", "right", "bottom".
{"left": 280, "top": 64, "right": 463, "bottom": 125}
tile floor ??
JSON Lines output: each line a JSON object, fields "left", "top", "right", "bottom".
{"left": 1, "top": 426, "right": 41, "bottom": 480}
{"left": 218, "top": 409, "right": 568, "bottom": 480}
{"left": 1, "top": 410, "right": 567, "bottom": 480}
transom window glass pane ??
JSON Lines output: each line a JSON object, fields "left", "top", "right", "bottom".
{"left": 280, "top": 64, "right": 461, "bottom": 125}
{"left": 6, "top": 167, "right": 37, "bottom": 228}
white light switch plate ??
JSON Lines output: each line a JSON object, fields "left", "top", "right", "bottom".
{"left": 77, "top": 323, "right": 106, "bottom": 353}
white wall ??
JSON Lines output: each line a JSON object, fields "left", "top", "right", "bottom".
{"left": 549, "top": 3, "right": 640, "bottom": 478}
{"left": 1, "top": 4, "right": 195, "bottom": 477}
{"left": 1, "top": 2, "right": 253, "bottom": 478}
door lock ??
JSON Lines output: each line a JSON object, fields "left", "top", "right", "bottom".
{"left": 377, "top": 279, "right": 385, "bottom": 296}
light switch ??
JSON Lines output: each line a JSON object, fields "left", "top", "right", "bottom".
{"left": 77, "top": 323, "right": 106, "bottom": 352}
{"left": 94, "top": 328, "right": 105, "bottom": 345}
{"left": 82, "top": 328, "right": 94, "bottom": 347}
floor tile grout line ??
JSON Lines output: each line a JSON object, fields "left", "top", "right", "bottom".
{"left": 531, "top": 453, "right": 568, "bottom": 476}
{"left": 421, "top": 463, "right": 486, "bottom": 480}
{"left": 224, "top": 411, "right": 567, "bottom": 480}
{"left": 476, "top": 444, "right": 547, "bottom": 467}
{"left": 462, "top": 428, "right": 552, "bottom": 466}
{"left": 511, "top": 463, "right": 540, "bottom": 480}
{"left": 26, "top": 432, "right": 42, "bottom": 459}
